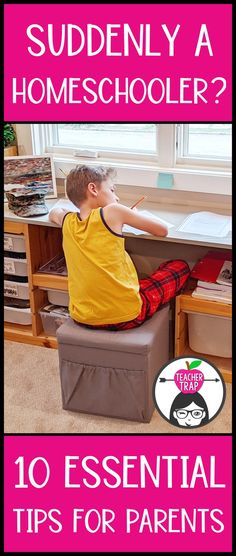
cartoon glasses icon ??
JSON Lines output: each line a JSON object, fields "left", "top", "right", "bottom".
{"left": 176, "top": 409, "right": 204, "bottom": 419}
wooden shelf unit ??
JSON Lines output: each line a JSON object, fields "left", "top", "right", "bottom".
{"left": 4, "top": 222, "right": 64, "bottom": 349}
{"left": 175, "top": 279, "right": 232, "bottom": 383}
{"left": 4, "top": 322, "right": 58, "bottom": 348}
{"left": 32, "top": 273, "right": 68, "bottom": 290}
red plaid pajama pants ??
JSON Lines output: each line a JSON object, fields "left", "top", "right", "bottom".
{"left": 83, "top": 259, "right": 190, "bottom": 331}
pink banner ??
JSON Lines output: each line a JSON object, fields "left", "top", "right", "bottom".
{"left": 4, "top": 435, "right": 232, "bottom": 552}
{"left": 4, "top": 3, "right": 232, "bottom": 121}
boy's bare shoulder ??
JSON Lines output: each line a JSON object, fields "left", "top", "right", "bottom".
{"left": 103, "top": 202, "right": 123, "bottom": 209}
{"left": 102, "top": 203, "right": 130, "bottom": 230}
{"left": 102, "top": 203, "right": 130, "bottom": 223}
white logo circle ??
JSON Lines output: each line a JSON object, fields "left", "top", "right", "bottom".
{"left": 153, "top": 356, "right": 226, "bottom": 428}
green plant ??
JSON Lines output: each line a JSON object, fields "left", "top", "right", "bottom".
{"left": 4, "top": 124, "right": 16, "bottom": 148}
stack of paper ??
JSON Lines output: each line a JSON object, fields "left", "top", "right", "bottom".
{"left": 192, "top": 277, "right": 232, "bottom": 304}
{"left": 197, "top": 280, "right": 232, "bottom": 291}
{"left": 191, "top": 251, "right": 232, "bottom": 304}
{"left": 192, "top": 284, "right": 232, "bottom": 304}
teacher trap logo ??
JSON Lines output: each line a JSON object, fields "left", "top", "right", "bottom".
{"left": 153, "top": 356, "right": 226, "bottom": 429}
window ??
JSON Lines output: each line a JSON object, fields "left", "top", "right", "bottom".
{"left": 30, "top": 123, "right": 232, "bottom": 196}
{"left": 39, "top": 123, "right": 231, "bottom": 167}
{"left": 54, "top": 123, "right": 157, "bottom": 157}
{"left": 177, "top": 124, "right": 232, "bottom": 165}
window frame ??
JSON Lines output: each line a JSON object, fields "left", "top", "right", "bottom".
{"left": 176, "top": 123, "right": 232, "bottom": 169}
{"left": 30, "top": 123, "right": 232, "bottom": 197}
{"left": 41, "top": 123, "right": 159, "bottom": 163}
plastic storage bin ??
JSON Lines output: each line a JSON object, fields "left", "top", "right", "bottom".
{"left": 4, "top": 280, "right": 30, "bottom": 300}
{"left": 4, "top": 297, "right": 30, "bottom": 309}
{"left": 43, "top": 288, "right": 69, "bottom": 307}
{"left": 40, "top": 305, "right": 70, "bottom": 336}
{"left": 4, "top": 233, "right": 26, "bottom": 253}
{"left": 4, "top": 306, "right": 32, "bottom": 325}
{"left": 187, "top": 312, "right": 232, "bottom": 358}
{"left": 4, "top": 274, "right": 28, "bottom": 283}
{"left": 4, "top": 256, "right": 28, "bottom": 277}
{"left": 4, "top": 251, "right": 26, "bottom": 259}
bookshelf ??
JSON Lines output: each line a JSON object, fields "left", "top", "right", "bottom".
{"left": 4, "top": 221, "right": 63, "bottom": 348}
{"left": 175, "top": 280, "right": 232, "bottom": 383}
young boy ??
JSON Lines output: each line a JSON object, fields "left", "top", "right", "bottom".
{"left": 49, "top": 165, "right": 190, "bottom": 330}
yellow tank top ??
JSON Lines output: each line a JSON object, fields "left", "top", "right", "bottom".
{"left": 62, "top": 208, "right": 142, "bottom": 325}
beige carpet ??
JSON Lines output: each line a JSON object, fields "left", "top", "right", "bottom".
{"left": 4, "top": 340, "right": 232, "bottom": 434}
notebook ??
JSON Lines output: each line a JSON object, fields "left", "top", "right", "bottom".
{"left": 192, "top": 286, "right": 232, "bottom": 304}
{"left": 190, "top": 250, "right": 232, "bottom": 283}
{"left": 197, "top": 280, "right": 232, "bottom": 292}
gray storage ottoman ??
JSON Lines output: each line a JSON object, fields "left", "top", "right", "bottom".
{"left": 56, "top": 305, "right": 169, "bottom": 422}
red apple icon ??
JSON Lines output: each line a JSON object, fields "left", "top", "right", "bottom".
{"left": 174, "top": 360, "right": 204, "bottom": 393}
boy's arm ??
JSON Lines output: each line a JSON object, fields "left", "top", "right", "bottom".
{"left": 104, "top": 203, "right": 168, "bottom": 237}
{"left": 48, "top": 207, "right": 69, "bottom": 227}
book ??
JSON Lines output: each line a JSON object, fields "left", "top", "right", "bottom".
{"left": 197, "top": 280, "right": 232, "bottom": 292}
{"left": 192, "top": 286, "right": 232, "bottom": 304}
{"left": 190, "top": 250, "right": 232, "bottom": 282}
{"left": 216, "top": 260, "right": 232, "bottom": 286}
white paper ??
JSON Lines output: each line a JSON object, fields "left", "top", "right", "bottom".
{"left": 177, "top": 211, "right": 231, "bottom": 237}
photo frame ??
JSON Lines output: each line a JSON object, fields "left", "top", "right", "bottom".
{"left": 4, "top": 154, "right": 57, "bottom": 200}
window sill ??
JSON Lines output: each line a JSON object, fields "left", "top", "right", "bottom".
{"left": 52, "top": 155, "right": 232, "bottom": 199}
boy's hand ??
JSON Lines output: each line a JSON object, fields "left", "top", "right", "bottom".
{"left": 49, "top": 207, "right": 69, "bottom": 227}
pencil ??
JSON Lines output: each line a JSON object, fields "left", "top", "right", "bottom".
{"left": 130, "top": 195, "right": 147, "bottom": 210}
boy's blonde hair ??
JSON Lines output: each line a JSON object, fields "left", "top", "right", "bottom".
{"left": 66, "top": 165, "right": 116, "bottom": 206}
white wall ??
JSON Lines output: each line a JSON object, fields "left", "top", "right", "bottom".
{"left": 15, "top": 124, "right": 33, "bottom": 155}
